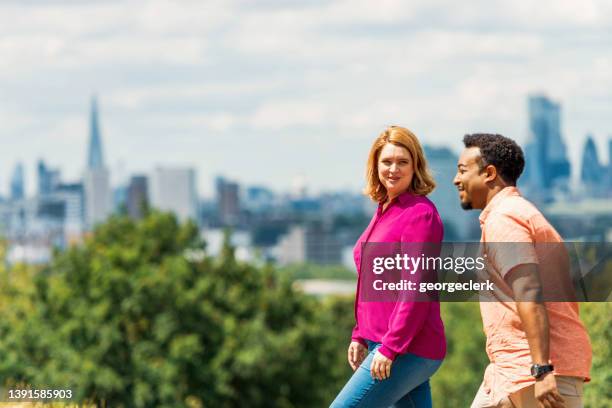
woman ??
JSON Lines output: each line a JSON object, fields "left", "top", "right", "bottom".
{"left": 330, "top": 126, "right": 446, "bottom": 408}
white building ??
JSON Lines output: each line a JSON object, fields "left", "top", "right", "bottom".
{"left": 275, "top": 225, "right": 306, "bottom": 265}
{"left": 150, "top": 166, "right": 198, "bottom": 222}
{"left": 84, "top": 168, "right": 112, "bottom": 227}
{"left": 200, "top": 228, "right": 253, "bottom": 262}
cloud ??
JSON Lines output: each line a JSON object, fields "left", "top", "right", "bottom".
{"left": 0, "top": 0, "right": 611, "bottom": 195}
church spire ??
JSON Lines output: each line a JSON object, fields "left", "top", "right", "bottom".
{"left": 87, "top": 95, "right": 105, "bottom": 170}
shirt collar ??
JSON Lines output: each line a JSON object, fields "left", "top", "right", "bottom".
{"left": 377, "top": 190, "right": 415, "bottom": 213}
{"left": 397, "top": 190, "right": 414, "bottom": 205}
{"left": 479, "top": 186, "right": 521, "bottom": 224}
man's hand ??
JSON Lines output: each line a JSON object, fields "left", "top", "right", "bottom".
{"left": 534, "top": 373, "right": 566, "bottom": 408}
{"left": 347, "top": 341, "right": 367, "bottom": 371}
{"left": 370, "top": 351, "right": 392, "bottom": 380}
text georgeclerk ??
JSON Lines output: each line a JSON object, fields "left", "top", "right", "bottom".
{"left": 372, "top": 279, "right": 495, "bottom": 293}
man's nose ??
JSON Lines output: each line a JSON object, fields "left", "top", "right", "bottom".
{"left": 453, "top": 173, "right": 460, "bottom": 185}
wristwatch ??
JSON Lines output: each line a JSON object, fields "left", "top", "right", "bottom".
{"left": 530, "top": 363, "right": 554, "bottom": 379}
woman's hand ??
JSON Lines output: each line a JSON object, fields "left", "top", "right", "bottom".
{"left": 347, "top": 341, "right": 367, "bottom": 371}
{"left": 370, "top": 351, "right": 393, "bottom": 380}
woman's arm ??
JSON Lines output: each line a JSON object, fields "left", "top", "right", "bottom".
{"left": 351, "top": 323, "right": 367, "bottom": 346}
{"left": 378, "top": 208, "right": 443, "bottom": 360}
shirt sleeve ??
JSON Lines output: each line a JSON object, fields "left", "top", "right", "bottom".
{"left": 378, "top": 208, "right": 442, "bottom": 360}
{"left": 483, "top": 212, "right": 538, "bottom": 279}
{"left": 351, "top": 323, "right": 367, "bottom": 346}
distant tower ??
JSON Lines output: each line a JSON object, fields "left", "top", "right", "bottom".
{"left": 83, "top": 96, "right": 112, "bottom": 227}
{"left": 424, "top": 146, "right": 479, "bottom": 240}
{"left": 127, "top": 175, "right": 149, "bottom": 219}
{"left": 580, "top": 135, "right": 602, "bottom": 194}
{"left": 37, "top": 159, "right": 61, "bottom": 196}
{"left": 150, "top": 167, "right": 197, "bottom": 222}
{"left": 521, "top": 94, "right": 571, "bottom": 201}
{"left": 216, "top": 176, "right": 240, "bottom": 226}
{"left": 10, "top": 162, "right": 25, "bottom": 200}
{"left": 88, "top": 97, "right": 105, "bottom": 170}
{"left": 608, "top": 139, "right": 612, "bottom": 194}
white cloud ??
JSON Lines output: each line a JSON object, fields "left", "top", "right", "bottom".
{"left": 0, "top": 0, "right": 611, "bottom": 195}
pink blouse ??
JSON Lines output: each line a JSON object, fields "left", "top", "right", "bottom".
{"left": 351, "top": 191, "right": 446, "bottom": 361}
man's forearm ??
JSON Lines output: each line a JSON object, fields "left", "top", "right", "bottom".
{"left": 516, "top": 301, "right": 550, "bottom": 364}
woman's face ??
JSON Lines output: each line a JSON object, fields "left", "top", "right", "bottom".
{"left": 377, "top": 143, "right": 414, "bottom": 201}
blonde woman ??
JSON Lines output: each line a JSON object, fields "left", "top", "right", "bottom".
{"left": 330, "top": 126, "right": 446, "bottom": 408}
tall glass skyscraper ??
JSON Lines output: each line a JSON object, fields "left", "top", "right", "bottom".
{"left": 37, "top": 160, "right": 61, "bottom": 196}
{"left": 88, "top": 97, "right": 105, "bottom": 170}
{"left": 581, "top": 135, "right": 602, "bottom": 186}
{"left": 522, "top": 95, "right": 571, "bottom": 200}
{"left": 424, "top": 146, "right": 479, "bottom": 240}
{"left": 10, "top": 162, "right": 25, "bottom": 201}
{"left": 84, "top": 96, "right": 112, "bottom": 227}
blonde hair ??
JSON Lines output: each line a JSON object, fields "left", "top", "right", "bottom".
{"left": 364, "top": 126, "right": 436, "bottom": 202}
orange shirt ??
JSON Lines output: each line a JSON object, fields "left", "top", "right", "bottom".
{"left": 478, "top": 187, "right": 592, "bottom": 401}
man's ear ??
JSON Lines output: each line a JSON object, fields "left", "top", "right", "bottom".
{"left": 484, "top": 164, "right": 497, "bottom": 183}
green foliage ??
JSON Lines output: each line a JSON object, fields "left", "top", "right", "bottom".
{"left": 581, "top": 303, "right": 612, "bottom": 407}
{"left": 0, "top": 222, "right": 609, "bottom": 407}
{"left": 278, "top": 263, "right": 357, "bottom": 281}
{"left": 431, "top": 303, "right": 488, "bottom": 408}
{"left": 0, "top": 212, "right": 352, "bottom": 407}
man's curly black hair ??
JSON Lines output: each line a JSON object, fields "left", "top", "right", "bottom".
{"left": 463, "top": 133, "right": 525, "bottom": 186}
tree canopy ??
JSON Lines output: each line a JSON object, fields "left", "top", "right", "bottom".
{"left": 0, "top": 212, "right": 609, "bottom": 407}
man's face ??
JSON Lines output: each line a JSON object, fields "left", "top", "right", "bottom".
{"left": 453, "top": 147, "right": 489, "bottom": 210}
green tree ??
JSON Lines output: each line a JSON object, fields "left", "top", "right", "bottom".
{"left": 1, "top": 220, "right": 609, "bottom": 407}
{"left": 431, "top": 303, "right": 488, "bottom": 408}
{"left": 0, "top": 212, "right": 354, "bottom": 407}
{"left": 581, "top": 302, "right": 611, "bottom": 407}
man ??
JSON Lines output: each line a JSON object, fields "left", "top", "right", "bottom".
{"left": 453, "top": 134, "right": 591, "bottom": 408}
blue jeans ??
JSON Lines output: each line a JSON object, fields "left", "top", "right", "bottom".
{"left": 330, "top": 340, "right": 443, "bottom": 408}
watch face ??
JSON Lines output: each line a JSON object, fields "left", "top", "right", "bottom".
{"left": 531, "top": 364, "right": 553, "bottom": 378}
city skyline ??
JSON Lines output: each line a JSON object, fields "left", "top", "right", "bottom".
{"left": 1, "top": 1, "right": 612, "bottom": 196}
{"left": 2, "top": 93, "right": 610, "bottom": 200}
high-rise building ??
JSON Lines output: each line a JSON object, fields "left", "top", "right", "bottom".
{"left": 84, "top": 96, "right": 112, "bottom": 227}
{"left": 84, "top": 170, "right": 111, "bottom": 226}
{"left": 55, "top": 182, "right": 85, "bottom": 244}
{"left": 580, "top": 135, "right": 603, "bottom": 194}
{"left": 10, "top": 162, "right": 25, "bottom": 201}
{"left": 127, "top": 175, "right": 149, "bottom": 219}
{"left": 216, "top": 177, "right": 240, "bottom": 226}
{"left": 424, "top": 146, "right": 479, "bottom": 240}
{"left": 274, "top": 222, "right": 343, "bottom": 265}
{"left": 37, "top": 159, "right": 61, "bottom": 196}
{"left": 88, "top": 97, "right": 105, "bottom": 170}
{"left": 150, "top": 167, "right": 197, "bottom": 221}
{"left": 244, "top": 186, "right": 275, "bottom": 214}
{"left": 522, "top": 95, "right": 571, "bottom": 200}
{"left": 607, "top": 139, "right": 612, "bottom": 194}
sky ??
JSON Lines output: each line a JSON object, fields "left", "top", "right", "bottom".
{"left": 1, "top": 0, "right": 611, "bottom": 197}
